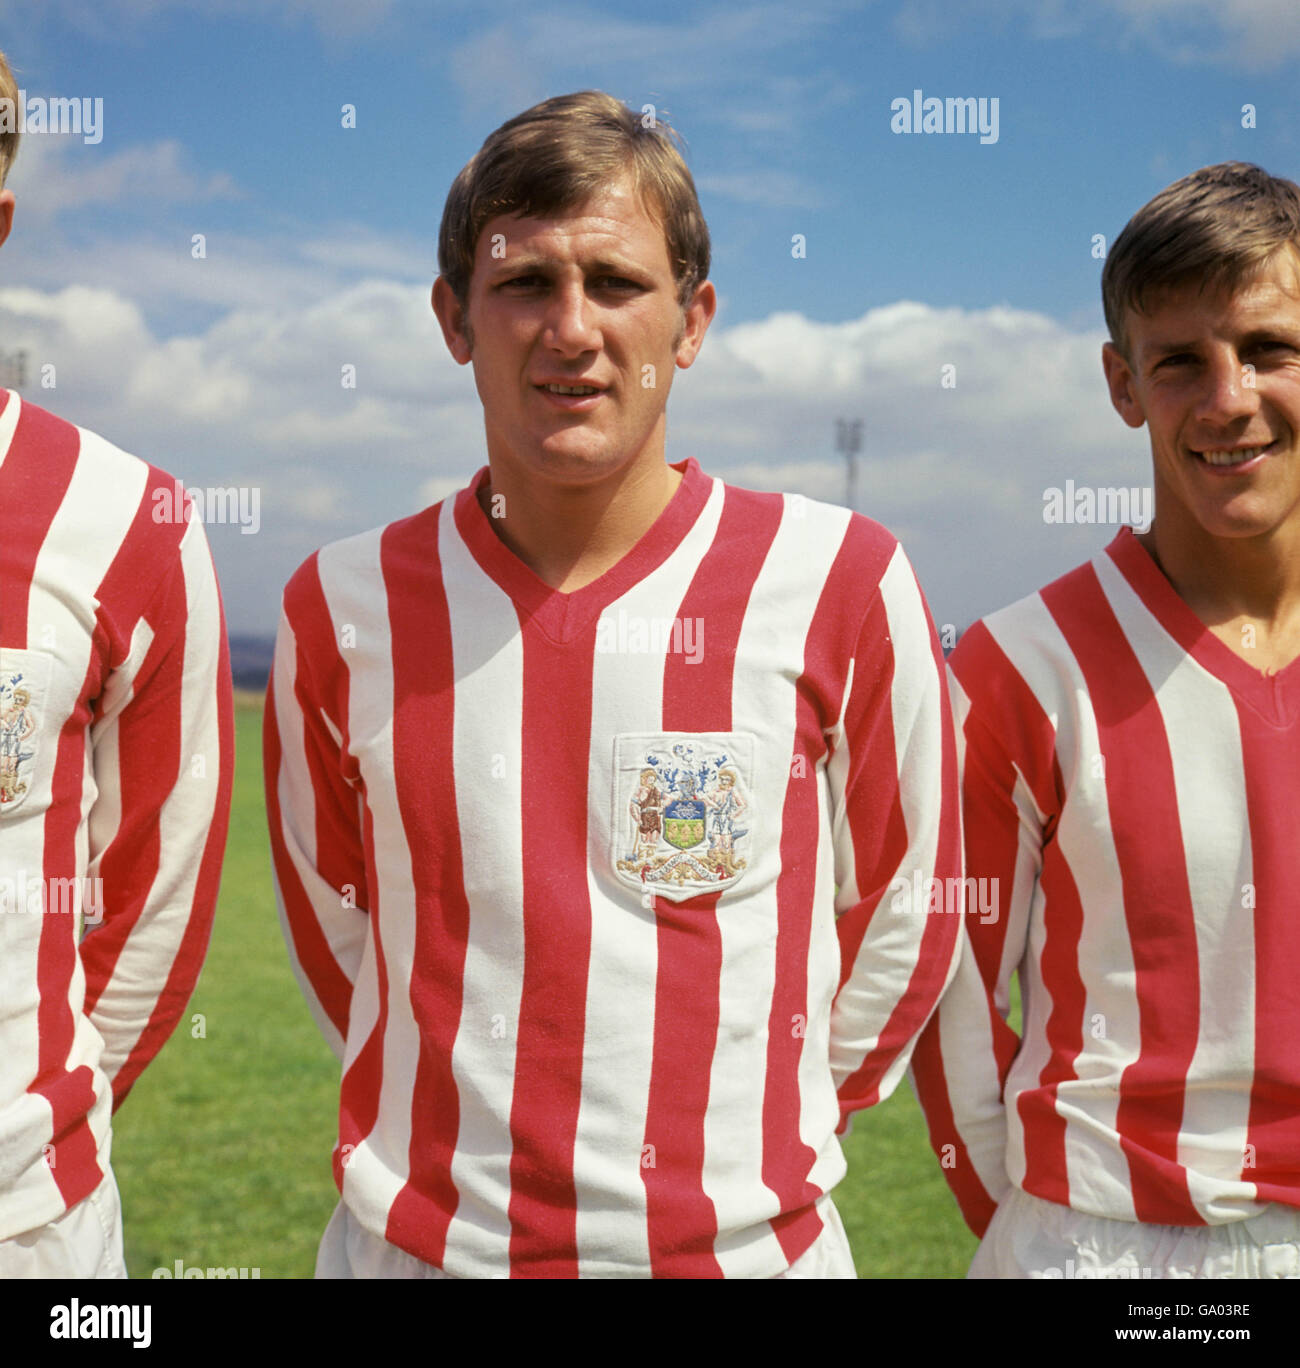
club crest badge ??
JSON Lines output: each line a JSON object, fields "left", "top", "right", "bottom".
{"left": 0, "top": 669, "right": 41, "bottom": 813}
{"left": 613, "top": 733, "right": 756, "bottom": 902}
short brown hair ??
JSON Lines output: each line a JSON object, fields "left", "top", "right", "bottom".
{"left": 437, "top": 90, "right": 710, "bottom": 310}
{"left": 1102, "top": 162, "right": 1300, "bottom": 357}
{"left": 0, "top": 49, "right": 19, "bottom": 187}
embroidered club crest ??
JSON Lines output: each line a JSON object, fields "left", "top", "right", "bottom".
{"left": 613, "top": 733, "right": 756, "bottom": 903}
{"left": 0, "top": 670, "right": 40, "bottom": 813}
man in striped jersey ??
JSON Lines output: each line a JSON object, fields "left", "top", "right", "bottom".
{"left": 912, "top": 162, "right": 1300, "bottom": 1278}
{"left": 265, "top": 90, "right": 961, "bottom": 1278}
{"left": 0, "top": 47, "right": 234, "bottom": 1277}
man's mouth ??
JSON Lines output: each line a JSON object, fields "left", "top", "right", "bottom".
{"left": 1193, "top": 442, "right": 1273, "bottom": 468}
{"left": 541, "top": 383, "right": 602, "bottom": 396}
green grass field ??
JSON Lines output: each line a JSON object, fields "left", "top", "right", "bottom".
{"left": 112, "top": 697, "right": 979, "bottom": 1278}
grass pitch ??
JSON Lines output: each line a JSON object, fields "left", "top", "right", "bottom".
{"left": 112, "top": 697, "right": 978, "bottom": 1278}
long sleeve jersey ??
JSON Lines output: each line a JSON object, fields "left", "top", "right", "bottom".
{"left": 0, "top": 391, "right": 233, "bottom": 1241}
{"left": 911, "top": 527, "right": 1300, "bottom": 1239}
{"left": 265, "top": 458, "right": 961, "bottom": 1278}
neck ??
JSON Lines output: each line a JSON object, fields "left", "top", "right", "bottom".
{"left": 1141, "top": 505, "right": 1300, "bottom": 628}
{"left": 479, "top": 450, "right": 683, "bottom": 593}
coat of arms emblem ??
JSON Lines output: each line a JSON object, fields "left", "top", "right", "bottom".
{"left": 613, "top": 733, "right": 756, "bottom": 903}
{"left": 0, "top": 671, "right": 39, "bottom": 812}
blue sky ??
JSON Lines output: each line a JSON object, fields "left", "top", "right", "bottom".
{"left": 3, "top": 0, "right": 1300, "bottom": 634}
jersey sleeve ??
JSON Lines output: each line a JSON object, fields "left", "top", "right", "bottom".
{"left": 828, "top": 542, "right": 963, "bottom": 1127}
{"left": 908, "top": 620, "right": 1050, "bottom": 1237}
{"left": 80, "top": 512, "right": 234, "bottom": 1110}
{"left": 263, "top": 558, "right": 369, "bottom": 1060}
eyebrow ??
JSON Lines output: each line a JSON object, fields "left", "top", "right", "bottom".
{"left": 487, "top": 256, "right": 651, "bottom": 280}
{"left": 1142, "top": 326, "right": 1300, "bottom": 360}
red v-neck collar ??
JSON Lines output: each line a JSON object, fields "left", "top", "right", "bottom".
{"left": 452, "top": 458, "right": 713, "bottom": 645}
{"left": 1105, "top": 526, "right": 1300, "bottom": 724}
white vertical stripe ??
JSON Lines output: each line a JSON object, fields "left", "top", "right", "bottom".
{"left": 439, "top": 498, "right": 528, "bottom": 1274}
{"left": 851, "top": 546, "right": 944, "bottom": 1103}
{"left": 0, "top": 389, "right": 19, "bottom": 471}
{"left": 269, "top": 616, "right": 348, "bottom": 1059}
{"left": 710, "top": 495, "right": 848, "bottom": 1274}
{"left": 90, "top": 516, "right": 224, "bottom": 1083}
{"left": 316, "top": 529, "right": 411, "bottom": 1235}
{"left": 987, "top": 593, "right": 1140, "bottom": 1219}
{"left": 1095, "top": 553, "right": 1258, "bottom": 1221}
{"left": 572, "top": 476, "right": 726, "bottom": 1272}
{"left": 30, "top": 432, "right": 148, "bottom": 1093}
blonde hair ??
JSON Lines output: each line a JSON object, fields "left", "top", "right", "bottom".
{"left": 1102, "top": 163, "right": 1300, "bottom": 358}
{"left": 0, "top": 49, "right": 18, "bottom": 187}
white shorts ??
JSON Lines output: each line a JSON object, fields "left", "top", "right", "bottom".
{"left": 317, "top": 1195, "right": 857, "bottom": 1279}
{"left": 971, "top": 1187, "right": 1300, "bottom": 1279}
{"left": 0, "top": 1168, "right": 128, "bottom": 1279}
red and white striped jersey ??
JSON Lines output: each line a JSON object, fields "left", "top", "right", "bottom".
{"left": 0, "top": 390, "right": 233, "bottom": 1242}
{"left": 911, "top": 527, "right": 1300, "bottom": 1239}
{"left": 265, "top": 457, "right": 961, "bottom": 1278}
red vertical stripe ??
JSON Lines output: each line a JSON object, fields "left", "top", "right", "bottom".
{"left": 506, "top": 620, "right": 596, "bottom": 1276}
{"left": 30, "top": 658, "right": 102, "bottom": 1203}
{"left": 1043, "top": 565, "right": 1202, "bottom": 1225}
{"left": 0, "top": 401, "right": 78, "bottom": 644}
{"left": 382, "top": 509, "right": 469, "bottom": 1265}
{"left": 266, "top": 555, "right": 361, "bottom": 1041}
{"left": 1016, "top": 839, "right": 1087, "bottom": 1209}
{"left": 831, "top": 593, "right": 906, "bottom": 990}
{"left": 827, "top": 543, "right": 960, "bottom": 1119}
{"left": 83, "top": 500, "right": 189, "bottom": 1007}
{"left": 763, "top": 515, "right": 899, "bottom": 1261}
{"left": 99, "top": 529, "right": 234, "bottom": 1107}
{"left": 912, "top": 623, "right": 1059, "bottom": 1233}
{"left": 642, "top": 486, "right": 782, "bottom": 1277}
{"left": 1235, "top": 696, "right": 1300, "bottom": 1199}
{"left": 337, "top": 803, "right": 388, "bottom": 1192}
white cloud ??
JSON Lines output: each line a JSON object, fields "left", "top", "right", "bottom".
{"left": 892, "top": 0, "right": 1300, "bottom": 67}
{"left": 0, "top": 274, "right": 1148, "bottom": 638}
{"left": 8, "top": 136, "right": 240, "bottom": 219}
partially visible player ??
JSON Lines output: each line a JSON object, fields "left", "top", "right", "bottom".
{"left": 265, "top": 90, "right": 961, "bottom": 1278}
{"left": 0, "top": 46, "right": 234, "bottom": 1277}
{"left": 912, "top": 161, "right": 1300, "bottom": 1278}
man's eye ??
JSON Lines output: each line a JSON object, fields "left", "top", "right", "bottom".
{"left": 501, "top": 275, "right": 545, "bottom": 289}
{"left": 1155, "top": 353, "right": 1195, "bottom": 370}
{"left": 594, "top": 276, "right": 641, "bottom": 291}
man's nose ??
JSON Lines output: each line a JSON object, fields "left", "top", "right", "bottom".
{"left": 1195, "top": 350, "right": 1261, "bottom": 425}
{"left": 544, "top": 280, "right": 599, "bottom": 353}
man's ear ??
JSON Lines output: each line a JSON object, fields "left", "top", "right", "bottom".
{"left": 674, "top": 280, "right": 717, "bottom": 370}
{"left": 1101, "top": 340, "right": 1146, "bottom": 430}
{"left": 0, "top": 189, "right": 14, "bottom": 252}
{"left": 432, "top": 276, "right": 473, "bottom": 366}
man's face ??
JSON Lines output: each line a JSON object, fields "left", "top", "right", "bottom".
{"left": 433, "top": 174, "right": 715, "bottom": 491}
{"left": 1102, "top": 247, "right": 1300, "bottom": 545}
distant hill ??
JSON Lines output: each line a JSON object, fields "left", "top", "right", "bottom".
{"left": 229, "top": 634, "right": 275, "bottom": 692}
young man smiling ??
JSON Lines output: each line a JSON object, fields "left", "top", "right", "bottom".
{"left": 264, "top": 91, "right": 960, "bottom": 1279}
{"left": 912, "top": 162, "right": 1300, "bottom": 1278}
